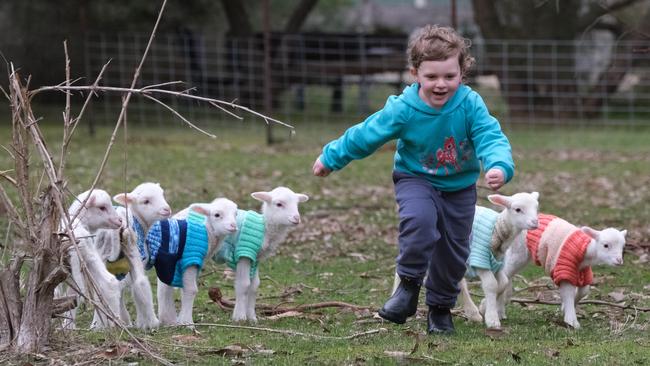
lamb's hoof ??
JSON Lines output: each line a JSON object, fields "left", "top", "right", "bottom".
{"left": 564, "top": 319, "right": 580, "bottom": 329}
{"left": 466, "top": 311, "right": 483, "bottom": 322}
{"left": 231, "top": 314, "right": 247, "bottom": 323}
{"left": 247, "top": 315, "right": 258, "bottom": 324}
{"left": 485, "top": 317, "right": 501, "bottom": 330}
{"left": 139, "top": 315, "right": 161, "bottom": 329}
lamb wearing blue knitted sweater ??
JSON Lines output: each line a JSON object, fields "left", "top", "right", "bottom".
{"left": 148, "top": 198, "right": 238, "bottom": 326}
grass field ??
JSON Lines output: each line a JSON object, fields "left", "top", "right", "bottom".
{"left": 1, "top": 119, "right": 649, "bottom": 365}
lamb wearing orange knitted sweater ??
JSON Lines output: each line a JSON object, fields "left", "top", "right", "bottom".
{"left": 500, "top": 214, "right": 627, "bottom": 328}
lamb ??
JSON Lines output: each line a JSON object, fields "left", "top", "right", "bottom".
{"left": 58, "top": 189, "right": 124, "bottom": 329}
{"left": 499, "top": 214, "right": 627, "bottom": 329}
{"left": 213, "top": 186, "right": 309, "bottom": 322}
{"left": 148, "top": 198, "right": 238, "bottom": 326}
{"left": 94, "top": 182, "right": 172, "bottom": 329}
{"left": 457, "top": 192, "right": 540, "bottom": 329}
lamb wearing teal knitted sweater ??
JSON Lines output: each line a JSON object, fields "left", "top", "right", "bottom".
{"left": 457, "top": 191, "right": 539, "bottom": 329}
{"left": 154, "top": 198, "right": 238, "bottom": 326}
{"left": 221, "top": 186, "right": 309, "bottom": 323}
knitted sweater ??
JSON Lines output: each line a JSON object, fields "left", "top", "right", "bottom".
{"left": 526, "top": 214, "right": 594, "bottom": 287}
{"left": 213, "top": 210, "right": 265, "bottom": 278}
{"left": 466, "top": 206, "right": 502, "bottom": 277}
{"left": 145, "top": 211, "right": 209, "bottom": 287}
{"left": 104, "top": 214, "right": 146, "bottom": 281}
{"left": 105, "top": 250, "right": 130, "bottom": 280}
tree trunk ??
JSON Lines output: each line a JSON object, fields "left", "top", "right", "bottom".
{"left": 284, "top": 0, "right": 319, "bottom": 32}
{"left": 0, "top": 266, "right": 22, "bottom": 349}
{"left": 14, "top": 192, "right": 66, "bottom": 354}
{"left": 471, "top": 0, "right": 642, "bottom": 120}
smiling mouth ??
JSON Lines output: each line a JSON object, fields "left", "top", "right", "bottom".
{"left": 433, "top": 91, "right": 447, "bottom": 96}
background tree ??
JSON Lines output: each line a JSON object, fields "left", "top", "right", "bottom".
{"left": 471, "top": 0, "right": 648, "bottom": 118}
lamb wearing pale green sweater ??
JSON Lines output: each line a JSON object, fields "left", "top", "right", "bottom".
{"left": 458, "top": 192, "right": 539, "bottom": 329}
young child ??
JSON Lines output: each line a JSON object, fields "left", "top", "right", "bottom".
{"left": 312, "top": 25, "right": 514, "bottom": 334}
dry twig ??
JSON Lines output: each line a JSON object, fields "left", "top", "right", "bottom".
{"left": 208, "top": 287, "right": 372, "bottom": 315}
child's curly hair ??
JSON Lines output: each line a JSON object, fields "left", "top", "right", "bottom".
{"left": 407, "top": 25, "right": 475, "bottom": 78}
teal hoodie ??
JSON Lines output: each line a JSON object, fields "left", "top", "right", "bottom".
{"left": 320, "top": 83, "right": 514, "bottom": 191}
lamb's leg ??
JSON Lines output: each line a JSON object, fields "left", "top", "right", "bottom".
{"left": 496, "top": 236, "right": 531, "bottom": 318}
{"left": 495, "top": 270, "right": 510, "bottom": 320}
{"left": 232, "top": 259, "right": 252, "bottom": 322}
{"left": 476, "top": 268, "right": 501, "bottom": 329}
{"left": 62, "top": 250, "right": 84, "bottom": 329}
{"left": 118, "top": 279, "right": 133, "bottom": 326}
{"left": 559, "top": 281, "right": 580, "bottom": 329}
{"left": 575, "top": 285, "right": 589, "bottom": 304}
{"left": 574, "top": 285, "right": 590, "bottom": 320}
{"left": 124, "top": 244, "right": 159, "bottom": 329}
{"left": 178, "top": 266, "right": 199, "bottom": 326}
{"left": 157, "top": 279, "right": 177, "bottom": 326}
{"left": 459, "top": 278, "right": 482, "bottom": 322}
{"left": 77, "top": 245, "right": 122, "bottom": 329}
{"left": 245, "top": 270, "right": 260, "bottom": 323}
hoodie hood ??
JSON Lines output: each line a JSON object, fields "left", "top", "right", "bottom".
{"left": 401, "top": 82, "right": 471, "bottom": 115}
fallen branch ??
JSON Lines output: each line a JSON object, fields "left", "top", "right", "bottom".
{"left": 51, "top": 296, "right": 77, "bottom": 316}
{"left": 511, "top": 297, "right": 650, "bottom": 312}
{"left": 208, "top": 287, "right": 372, "bottom": 315}
{"left": 189, "top": 323, "right": 387, "bottom": 340}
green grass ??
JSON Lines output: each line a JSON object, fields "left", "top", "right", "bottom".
{"left": 1, "top": 120, "right": 649, "bottom": 365}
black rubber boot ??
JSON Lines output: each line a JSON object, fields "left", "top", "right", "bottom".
{"left": 427, "top": 305, "right": 455, "bottom": 334}
{"left": 378, "top": 277, "right": 421, "bottom": 324}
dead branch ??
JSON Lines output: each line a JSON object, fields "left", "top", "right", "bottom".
{"left": 31, "top": 85, "right": 294, "bottom": 129}
{"left": 208, "top": 287, "right": 372, "bottom": 315}
{"left": 511, "top": 297, "right": 650, "bottom": 311}
{"left": 189, "top": 323, "right": 387, "bottom": 340}
{"left": 51, "top": 296, "right": 77, "bottom": 316}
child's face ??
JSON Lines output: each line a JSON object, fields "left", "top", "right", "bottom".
{"left": 411, "top": 56, "right": 462, "bottom": 109}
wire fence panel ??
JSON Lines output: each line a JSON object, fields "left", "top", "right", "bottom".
{"left": 84, "top": 32, "right": 650, "bottom": 128}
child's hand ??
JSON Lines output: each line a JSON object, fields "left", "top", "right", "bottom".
{"left": 484, "top": 168, "right": 505, "bottom": 191}
{"left": 312, "top": 157, "right": 332, "bottom": 177}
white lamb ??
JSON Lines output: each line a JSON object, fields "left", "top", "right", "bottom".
{"left": 94, "top": 182, "right": 172, "bottom": 329}
{"left": 59, "top": 189, "right": 124, "bottom": 329}
{"left": 499, "top": 213, "right": 627, "bottom": 329}
{"left": 213, "top": 186, "right": 309, "bottom": 323}
{"left": 149, "top": 198, "right": 238, "bottom": 326}
{"left": 457, "top": 192, "right": 540, "bottom": 329}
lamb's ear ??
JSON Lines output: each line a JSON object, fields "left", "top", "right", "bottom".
{"left": 190, "top": 204, "right": 210, "bottom": 216}
{"left": 531, "top": 191, "right": 539, "bottom": 200}
{"left": 296, "top": 193, "right": 309, "bottom": 202}
{"left": 251, "top": 192, "right": 273, "bottom": 203}
{"left": 581, "top": 226, "right": 600, "bottom": 240}
{"left": 488, "top": 194, "right": 512, "bottom": 209}
{"left": 621, "top": 229, "right": 627, "bottom": 237}
{"left": 113, "top": 193, "right": 132, "bottom": 206}
{"left": 85, "top": 193, "right": 97, "bottom": 207}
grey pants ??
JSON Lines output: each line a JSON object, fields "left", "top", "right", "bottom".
{"left": 393, "top": 171, "right": 476, "bottom": 308}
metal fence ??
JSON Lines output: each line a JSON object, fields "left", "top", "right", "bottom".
{"left": 84, "top": 32, "right": 650, "bottom": 128}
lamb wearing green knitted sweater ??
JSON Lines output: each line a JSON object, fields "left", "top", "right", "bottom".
{"left": 218, "top": 186, "right": 309, "bottom": 323}
{"left": 458, "top": 191, "right": 540, "bottom": 329}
